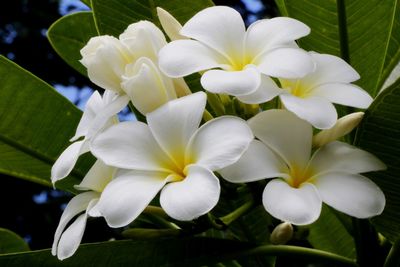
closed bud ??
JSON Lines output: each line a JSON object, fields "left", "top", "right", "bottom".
{"left": 157, "top": 7, "right": 188, "bottom": 41}
{"left": 313, "top": 112, "right": 364, "bottom": 148}
{"left": 270, "top": 222, "right": 293, "bottom": 245}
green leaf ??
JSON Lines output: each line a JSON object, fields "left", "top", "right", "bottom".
{"left": 355, "top": 78, "right": 400, "bottom": 242}
{"left": 0, "top": 56, "right": 93, "bottom": 192}
{"left": 307, "top": 205, "right": 356, "bottom": 259}
{"left": 0, "top": 228, "right": 29, "bottom": 254}
{"left": 91, "top": 0, "right": 214, "bottom": 36}
{"left": 48, "top": 11, "right": 98, "bottom": 76}
{"left": 0, "top": 238, "right": 251, "bottom": 267}
{"left": 275, "top": 0, "right": 400, "bottom": 97}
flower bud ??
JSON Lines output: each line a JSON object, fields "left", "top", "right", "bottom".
{"left": 270, "top": 222, "right": 293, "bottom": 245}
{"left": 313, "top": 112, "right": 364, "bottom": 148}
{"left": 157, "top": 7, "right": 188, "bottom": 41}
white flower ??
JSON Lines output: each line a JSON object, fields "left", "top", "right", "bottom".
{"left": 90, "top": 92, "right": 253, "bottom": 227}
{"left": 52, "top": 160, "right": 115, "bottom": 260}
{"left": 80, "top": 21, "right": 189, "bottom": 115}
{"left": 51, "top": 90, "right": 127, "bottom": 184}
{"left": 277, "top": 52, "right": 373, "bottom": 129}
{"left": 159, "top": 6, "right": 314, "bottom": 101}
{"left": 220, "top": 110, "right": 386, "bottom": 225}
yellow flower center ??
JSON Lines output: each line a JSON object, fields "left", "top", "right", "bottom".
{"left": 227, "top": 53, "right": 254, "bottom": 71}
{"left": 280, "top": 79, "right": 312, "bottom": 98}
{"left": 287, "top": 164, "right": 314, "bottom": 188}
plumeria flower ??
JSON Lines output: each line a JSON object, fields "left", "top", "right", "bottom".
{"left": 89, "top": 92, "right": 253, "bottom": 227}
{"left": 159, "top": 6, "right": 314, "bottom": 101}
{"left": 80, "top": 21, "right": 189, "bottom": 115}
{"left": 52, "top": 160, "right": 115, "bottom": 260}
{"left": 220, "top": 110, "right": 386, "bottom": 225}
{"left": 275, "top": 52, "right": 373, "bottom": 129}
{"left": 51, "top": 90, "right": 126, "bottom": 184}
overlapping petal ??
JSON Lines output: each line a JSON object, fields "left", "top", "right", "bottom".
{"left": 263, "top": 179, "right": 322, "bottom": 225}
{"left": 186, "top": 116, "right": 253, "bottom": 171}
{"left": 220, "top": 140, "right": 288, "bottom": 183}
{"left": 314, "top": 172, "right": 385, "bottom": 218}
{"left": 236, "top": 74, "right": 282, "bottom": 104}
{"left": 74, "top": 160, "right": 115, "bottom": 192}
{"left": 160, "top": 165, "right": 220, "bottom": 221}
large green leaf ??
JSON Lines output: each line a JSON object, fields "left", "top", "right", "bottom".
{"left": 48, "top": 12, "right": 98, "bottom": 76}
{"left": 307, "top": 205, "right": 356, "bottom": 259}
{"left": 91, "top": 0, "right": 214, "bottom": 37}
{"left": 0, "top": 228, "right": 29, "bottom": 254}
{"left": 0, "top": 56, "right": 93, "bottom": 192}
{"left": 355, "top": 78, "right": 400, "bottom": 242}
{"left": 276, "top": 0, "right": 400, "bottom": 97}
{"left": 0, "top": 238, "right": 250, "bottom": 267}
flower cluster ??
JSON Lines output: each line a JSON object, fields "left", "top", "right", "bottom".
{"left": 51, "top": 6, "right": 386, "bottom": 260}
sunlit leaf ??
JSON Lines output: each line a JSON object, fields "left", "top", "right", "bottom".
{"left": 355, "top": 78, "right": 400, "bottom": 242}
{"left": 0, "top": 228, "right": 29, "bottom": 254}
{"left": 0, "top": 56, "right": 94, "bottom": 193}
{"left": 48, "top": 12, "right": 98, "bottom": 76}
{"left": 276, "top": 0, "right": 400, "bottom": 97}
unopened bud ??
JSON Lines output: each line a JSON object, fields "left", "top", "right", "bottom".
{"left": 157, "top": 7, "right": 188, "bottom": 41}
{"left": 270, "top": 222, "right": 293, "bottom": 245}
{"left": 313, "top": 112, "right": 364, "bottom": 148}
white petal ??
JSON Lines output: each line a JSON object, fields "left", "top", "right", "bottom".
{"left": 249, "top": 109, "right": 312, "bottom": 169}
{"left": 263, "top": 179, "right": 322, "bottom": 225}
{"left": 159, "top": 40, "right": 227, "bottom": 78}
{"left": 308, "top": 141, "right": 386, "bottom": 175}
{"left": 122, "top": 57, "right": 176, "bottom": 115}
{"left": 91, "top": 170, "right": 168, "bottom": 227}
{"left": 51, "top": 140, "right": 89, "bottom": 184}
{"left": 56, "top": 214, "right": 86, "bottom": 260}
{"left": 160, "top": 165, "right": 220, "bottom": 221}
{"left": 201, "top": 68, "right": 261, "bottom": 96}
{"left": 52, "top": 191, "right": 98, "bottom": 256}
{"left": 147, "top": 92, "right": 206, "bottom": 168}
{"left": 86, "top": 94, "right": 129, "bottom": 139}
{"left": 245, "top": 17, "right": 310, "bottom": 58}
{"left": 311, "top": 83, "right": 373, "bottom": 109}
{"left": 181, "top": 6, "right": 245, "bottom": 60}
{"left": 157, "top": 7, "right": 187, "bottom": 41}
{"left": 280, "top": 94, "right": 337, "bottom": 129}
{"left": 70, "top": 91, "right": 103, "bottom": 141}
{"left": 314, "top": 172, "right": 385, "bottom": 218}
{"left": 74, "top": 160, "right": 115, "bottom": 192}
{"left": 219, "top": 140, "right": 288, "bottom": 183}
{"left": 237, "top": 74, "right": 282, "bottom": 104}
{"left": 91, "top": 121, "right": 174, "bottom": 171}
{"left": 120, "top": 21, "right": 166, "bottom": 61}
{"left": 257, "top": 47, "right": 315, "bottom": 79}
{"left": 187, "top": 116, "right": 253, "bottom": 171}
{"left": 303, "top": 53, "right": 360, "bottom": 85}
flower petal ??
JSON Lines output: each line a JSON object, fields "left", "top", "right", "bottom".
{"left": 263, "top": 179, "right": 322, "bottom": 225}
{"left": 52, "top": 191, "right": 99, "bottom": 256}
{"left": 91, "top": 121, "right": 174, "bottom": 172}
{"left": 51, "top": 140, "right": 89, "bottom": 184}
{"left": 237, "top": 74, "right": 282, "bottom": 104}
{"left": 159, "top": 40, "right": 227, "bottom": 78}
{"left": 308, "top": 141, "right": 386, "bottom": 175}
{"left": 147, "top": 92, "right": 206, "bottom": 167}
{"left": 56, "top": 214, "right": 86, "bottom": 260}
{"left": 122, "top": 57, "right": 176, "bottom": 115}
{"left": 280, "top": 94, "right": 337, "bottom": 129}
{"left": 311, "top": 83, "right": 373, "bottom": 109}
{"left": 248, "top": 109, "right": 312, "bottom": 169}
{"left": 245, "top": 17, "right": 310, "bottom": 58}
{"left": 201, "top": 68, "right": 261, "bottom": 96}
{"left": 160, "top": 165, "right": 220, "bottom": 221}
{"left": 314, "top": 172, "right": 385, "bottom": 218}
{"left": 219, "top": 140, "right": 288, "bottom": 183}
{"left": 180, "top": 6, "right": 245, "bottom": 60}
{"left": 302, "top": 53, "right": 360, "bottom": 85}
{"left": 187, "top": 116, "right": 253, "bottom": 171}
{"left": 90, "top": 170, "right": 168, "bottom": 227}
{"left": 157, "top": 7, "right": 187, "bottom": 41}
{"left": 74, "top": 160, "right": 115, "bottom": 192}
{"left": 257, "top": 47, "right": 314, "bottom": 79}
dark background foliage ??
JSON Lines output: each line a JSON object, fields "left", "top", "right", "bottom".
{"left": 0, "top": 0, "right": 277, "bottom": 250}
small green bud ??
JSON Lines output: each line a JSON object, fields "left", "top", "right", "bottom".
{"left": 270, "top": 222, "right": 293, "bottom": 245}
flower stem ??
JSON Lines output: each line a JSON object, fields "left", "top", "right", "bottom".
{"left": 231, "top": 245, "right": 357, "bottom": 266}
{"left": 219, "top": 199, "right": 254, "bottom": 226}
{"left": 384, "top": 239, "right": 400, "bottom": 267}
{"left": 203, "top": 109, "right": 214, "bottom": 122}
{"left": 206, "top": 92, "right": 225, "bottom": 116}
